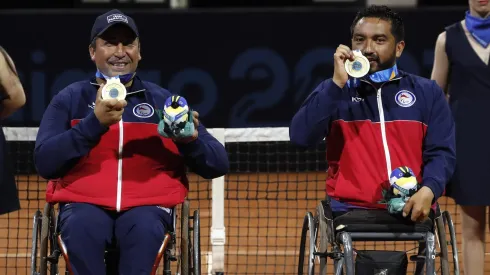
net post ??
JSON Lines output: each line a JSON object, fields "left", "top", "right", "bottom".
{"left": 210, "top": 128, "right": 226, "bottom": 274}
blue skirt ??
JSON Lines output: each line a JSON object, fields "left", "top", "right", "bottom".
{"left": 446, "top": 100, "right": 490, "bottom": 206}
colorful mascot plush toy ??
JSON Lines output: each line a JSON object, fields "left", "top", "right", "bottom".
{"left": 380, "top": 166, "right": 419, "bottom": 214}
{"left": 157, "top": 95, "right": 195, "bottom": 139}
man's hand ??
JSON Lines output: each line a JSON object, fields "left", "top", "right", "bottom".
{"left": 333, "top": 44, "right": 355, "bottom": 88}
{"left": 94, "top": 84, "right": 128, "bottom": 127}
{"left": 173, "top": 111, "right": 199, "bottom": 144}
{"left": 402, "top": 186, "right": 435, "bottom": 222}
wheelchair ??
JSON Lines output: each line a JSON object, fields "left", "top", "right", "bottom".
{"left": 298, "top": 197, "right": 460, "bottom": 275}
{"left": 30, "top": 200, "right": 201, "bottom": 275}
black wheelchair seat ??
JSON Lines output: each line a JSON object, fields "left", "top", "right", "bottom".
{"left": 331, "top": 209, "right": 434, "bottom": 233}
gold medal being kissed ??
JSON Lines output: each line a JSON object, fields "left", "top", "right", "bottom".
{"left": 344, "top": 50, "right": 370, "bottom": 78}
{"left": 101, "top": 77, "right": 127, "bottom": 101}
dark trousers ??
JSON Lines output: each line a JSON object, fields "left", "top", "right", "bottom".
{"left": 58, "top": 203, "right": 173, "bottom": 275}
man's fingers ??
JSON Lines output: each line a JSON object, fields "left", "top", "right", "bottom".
{"left": 333, "top": 52, "right": 344, "bottom": 61}
{"left": 336, "top": 45, "right": 354, "bottom": 61}
{"left": 417, "top": 209, "right": 430, "bottom": 222}
{"left": 102, "top": 98, "right": 118, "bottom": 109}
{"left": 113, "top": 100, "right": 127, "bottom": 110}
{"left": 109, "top": 108, "right": 124, "bottom": 121}
{"left": 402, "top": 198, "right": 414, "bottom": 218}
{"left": 192, "top": 111, "right": 199, "bottom": 127}
{"left": 334, "top": 50, "right": 353, "bottom": 63}
{"left": 337, "top": 44, "right": 352, "bottom": 53}
{"left": 115, "top": 108, "right": 125, "bottom": 117}
{"left": 411, "top": 206, "right": 422, "bottom": 222}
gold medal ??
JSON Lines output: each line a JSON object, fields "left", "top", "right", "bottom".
{"left": 344, "top": 50, "right": 370, "bottom": 78}
{"left": 101, "top": 77, "right": 127, "bottom": 101}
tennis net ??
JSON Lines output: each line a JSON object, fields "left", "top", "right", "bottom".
{"left": 0, "top": 127, "right": 466, "bottom": 274}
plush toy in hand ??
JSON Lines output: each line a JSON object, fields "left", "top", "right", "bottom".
{"left": 157, "top": 95, "right": 195, "bottom": 139}
{"left": 381, "top": 166, "right": 419, "bottom": 214}
{"left": 389, "top": 166, "right": 418, "bottom": 196}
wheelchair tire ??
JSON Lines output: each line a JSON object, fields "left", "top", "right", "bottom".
{"left": 39, "top": 204, "right": 52, "bottom": 275}
{"left": 192, "top": 209, "right": 201, "bottom": 275}
{"left": 39, "top": 204, "right": 57, "bottom": 275}
{"left": 298, "top": 212, "right": 317, "bottom": 275}
{"left": 31, "top": 210, "right": 42, "bottom": 275}
{"left": 315, "top": 203, "right": 329, "bottom": 275}
{"left": 443, "top": 211, "right": 460, "bottom": 275}
{"left": 181, "top": 200, "right": 190, "bottom": 275}
{"left": 435, "top": 216, "right": 450, "bottom": 275}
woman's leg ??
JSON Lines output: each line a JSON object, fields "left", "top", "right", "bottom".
{"left": 460, "top": 205, "right": 486, "bottom": 275}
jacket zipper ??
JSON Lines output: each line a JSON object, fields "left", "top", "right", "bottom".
{"left": 376, "top": 88, "right": 392, "bottom": 180}
{"left": 360, "top": 78, "right": 401, "bottom": 181}
{"left": 117, "top": 119, "right": 124, "bottom": 212}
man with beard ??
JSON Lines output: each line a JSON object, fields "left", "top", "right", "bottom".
{"left": 34, "top": 9, "right": 229, "bottom": 275}
{"left": 290, "top": 5, "right": 456, "bottom": 223}
{"left": 431, "top": 0, "right": 490, "bottom": 273}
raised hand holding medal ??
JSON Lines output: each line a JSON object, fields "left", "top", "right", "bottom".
{"left": 94, "top": 79, "right": 128, "bottom": 128}
{"left": 332, "top": 44, "right": 370, "bottom": 88}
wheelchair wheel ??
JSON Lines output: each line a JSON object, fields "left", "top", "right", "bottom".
{"left": 31, "top": 204, "right": 56, "bottom": 275}
{"left": 315, "top": 203, "right": 329, "bottom": 275}
{"left": 442, "top": 211, "right": 460, "bottom": 275}
{"left": 435, "top": 214, "right": 450, "bottom": 275}
{"left": 298, "top": 212, "right": 317, "bottom": 275}
{"left": 179, "top": 200, "right": 201, "bottom": 275}
{"left": 31, "top": 210, "right": 42, "bottom": 275}
{"left": 181, "top": 200, "right": 190, "bottom": 275}
{"left": 39, "top": 204, "right": 57, "bottom": 275}
{"left": 191, "top": 209, "right": 201, "bottom": 275}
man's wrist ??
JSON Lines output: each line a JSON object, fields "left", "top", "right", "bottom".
{"left": 332, "top": 77, "right": 346, "bottom": 89}
{"left": 418, "top": 185, "right": 436, "bottom": 206}
{"left": 419, "top": 186, "right": 435, "bottom": 198}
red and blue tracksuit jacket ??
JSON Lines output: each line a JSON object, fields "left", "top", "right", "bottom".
{"left": 290, "top": 69, "right": 456, "bottom": 211}
{"left": 34, "top": 75, "right": 229, "bottom": 211}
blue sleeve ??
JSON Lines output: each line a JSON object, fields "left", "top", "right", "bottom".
{"left": 34, "top": 88, "right": 109, "bottom": 179}
{"left": 421, "top": 81, "right": 456, "bottom": 200}
{"left": 176, "top": 123, "right": 229, "bottom": 179}
{"left": 289, "top": 79, "right": 344, "bottom": 148}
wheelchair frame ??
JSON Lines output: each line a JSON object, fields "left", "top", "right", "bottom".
{"left": 298, "top": 198, "right": 460, "bottom": 275}
{"left": 30, "top": 200, "right": 201, "bottom": 275}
